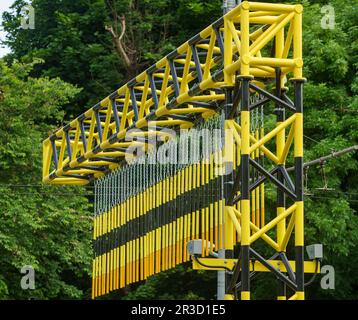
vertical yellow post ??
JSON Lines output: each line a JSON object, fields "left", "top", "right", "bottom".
{"left": 294, "top": 82, "right": 304, "bottom": 300}
{"left": 276, "top": 109, "right": 286, "bottom": 300}
{"left": 120, "top": 245, "right": 124, "bottom": 288}
{"left": 102, "top": 253, "right": 106, "bottom": 295}
{"left": 238, "top": 2, "right": 252, "bottom": 302}
{"left": 42, "top": 140, "right": 52, "bottom": 180}
{"left": 275, "top": 28, "right": 284, "bottom": 59}
{"left": 224, "top": 17, "right": 234, "bottom": 85}
{"left": 240, "top": 1, "right": 251, "bottom": 77}
{"left": 92, "top": 216, "right": 97, "bottom": 299}
{"left": 106, "top": 251, "right": 110, "bottom": 294}
{"left": 239, "top": 0, "right": 252, "bottom": 295}
{"left": 92, "top": 260, "right": 96, "bottom": 299}
{"left": 276, "top": 113, "right": 286, "bottom": 249}
{"left": 293, "top": 5, "right": 303, "bottom": 80}
{"left": 240, "top": 102, "right": 250, "bottom": 300}
{"left": 292, "top": 3, "right": 305, "bottom": 300}
{"left": 276, "top": 23, "right": 286, "bottom": 297}
{"left": 224, "top": 121, "right": 234, "bottom": 252}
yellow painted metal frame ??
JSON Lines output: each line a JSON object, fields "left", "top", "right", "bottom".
{"left": 43, "top": 1, "right": 303, "bottom": 185}
{"left": 45, "top": 1, "right": 308, "bottom": 301}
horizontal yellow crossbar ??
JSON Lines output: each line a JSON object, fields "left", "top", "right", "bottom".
{"left": 192, "top": 258, "right": 320, "bottom": 273}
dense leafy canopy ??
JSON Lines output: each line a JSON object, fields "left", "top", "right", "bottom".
{"left": 0, "top": 59, "right": 92, "bottom": 299}
{"left": 0, "top": 0, "right": 357, "bottom": 299}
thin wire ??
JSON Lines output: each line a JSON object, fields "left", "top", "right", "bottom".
{"left": 1, "top": 190, "right": 355, "bottom": 199}
{"left": 306, "top": 195, "right": 358, "bottom": 203}
{"left": 0, "top": 184, "right": 95, "bottom": 188}
{"left": 303, "top": 134, "right": 321, "bottom": 145}
{"left": 0, "top": 191, "right": 220, "bottom": 196}
{"left": 0, "top": 185, "right": 357, "bottom": 195}
{"left": 312, "top": 190, "right": 358, "bottom": 196}
{"left": 0, "top": 193, "right": 93, "bottom": 196}
{"left": 304, "top": 134, "right": 336, "bottom": 153}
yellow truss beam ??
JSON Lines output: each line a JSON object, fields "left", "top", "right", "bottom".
{"left": 42, "top": 1, "right": 303, "bottom": 185}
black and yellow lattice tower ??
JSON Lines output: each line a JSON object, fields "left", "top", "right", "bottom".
{"left": 43, "top": 2, "right": 319, "bottom": 300}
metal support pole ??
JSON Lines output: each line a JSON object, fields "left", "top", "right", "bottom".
{"left": 293, "top": 79, "right": 304, "bottom": 300}
{"left": 217, "top": 110, "right": 226, "bottom": 301}
{"left": 275, "top": 68, "right": 287, "bottom": 300}
{"left": 240, "top": 77, "right": 251, "bottom": 300}
{"left": 223, "top": 88, "right": 234, "bottom": 299}
{"left": 218, "top": 87, "right": 235, "bottom": 300}
{"left": 217, "top": 0, "right": 240, "bottom": 300}
{"left": 217, "top": 261, "right": 226, "bottom": 300}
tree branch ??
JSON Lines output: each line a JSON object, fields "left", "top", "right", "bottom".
{"left": 105, "top": 16, "right": 132, "bottom": 70}
{"left": 118, "top": 16, "right": 126, "bottom": 42}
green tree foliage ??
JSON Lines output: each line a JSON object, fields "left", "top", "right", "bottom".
{"left": 300, "top": 0, "right": 358, "bottom": 299}
{"left": 0, "top": 60, "right": 92, "bottom": 299}
{"left": 0, "top": 0, "right": 357, "bottom": 299}
{"left": 2, "top": 0, "right": 123, "bottom": 116}
{"left": 2, "top": 0, "right": 221, "bottom": 115}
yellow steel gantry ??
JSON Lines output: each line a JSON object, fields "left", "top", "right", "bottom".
{"left": 43, "top": 2, "right": 319, "bottom": 300}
